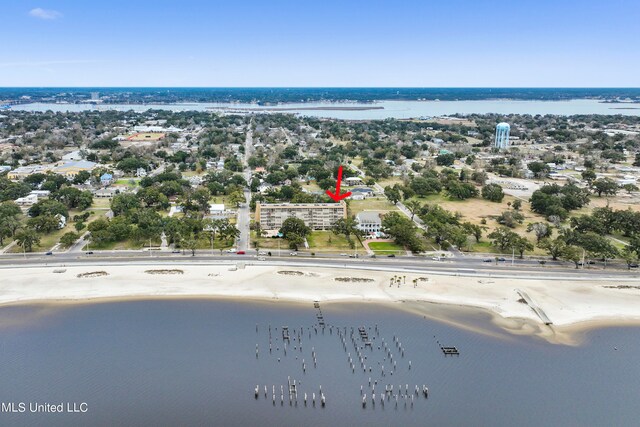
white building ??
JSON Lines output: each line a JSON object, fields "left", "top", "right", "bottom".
{"left": 15, "top": 194, "right": 39, "bottom": 206}
{"left": 208, "top": 203, "right": 234, "bottom": 219}
{"left": 255, "top": 202, "right": 347, "bottom": 231}
{"left": 344, "top": 176, "right": 364, "bottom": 186}
{"left": 350, "top": 187, "right": 374, "bottom": 200}
{"left": 356, "top": 211, "right": 383, "bottom": 236}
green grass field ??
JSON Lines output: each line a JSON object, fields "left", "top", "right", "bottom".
{"left": 367, "top": 241, "right": 404, "bottom": 254}
{"left": 347, "top": 197, "right": 398, "bottom": 216}
{"left": 307, "top": 231, "right": 363, "bottom": 253}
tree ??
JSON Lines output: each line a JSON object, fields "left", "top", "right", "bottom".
{"left": 137, "top": 187, "right": 170, "bottom": 210}
{"left": 445, "top": 181, "right": 478, "bottom": 200}
{"left": 60, "top": 232, "right": 80, "bottom": 248}
{"left": 538, "top": 237, "right": 566, "bottom": 260}
{"left": 331, "top": 217, "right": 361, "bottom": 242}
{"left": 219, "top": 221, "right": 240, "bottom": 244}
{"left": 0, "top": 201, "right": 21, "bottom": 246}
{"left": 527, "top": 222, "right": 552, "bottom": 243}
{"left": 203, "top": 218, "right": 224, "bottom": 250}
{"left": 279, "top": 217, "right": 310, "bottom": 240}
{"left": 409, "top": 177, "right": 441, "bottom": 197}
{"left": 512, "top": 236, "right": 534, "bottom": 258}
{"left": 581, "top": 169, "right": 597, "bottom": 184}
{"left": 462, "top": 222, "right": 485, "bottom": 243}
{"left": 27, "top": 215, "right": 61, "bottom": 233}
{"left": 512, "top": 199, "right": 522, "bottom": 211}
{"left": 435, "top": 153, "right": 455, "bottom": 166}
{"left": 384, "top": 185, "right": 402, "bottom": 205}
{"left": 562, "top": 245, "right": 583, "bottom": 268}
{"left": 527, "top": 161, "right": 550, "bottom": 178}
{"left": 286, "top": 232, "right": 305, "bottom": 250}
{"left": 28, "top": 199, "right": 68, "bottom": 219}
{"left": 496, "top": 210, "right": 524, "bottom": 228}
{"left": 622, "top": 246, "right": 639, "bottom": 269}
{"left": 54, "top": 187, "right": 93, "bottom": 210}
{"left": 117, "top": 157, "right": 148, "bottom": 174}
{"left": 73, "top": 170, "right": 91, "bottom": 185}
{"left": 15, "top": 228, "right": 40, "bottom": 252}
{"left": 487, "top": 226, "right": 519, "bottom": 251}
{"left": 381, "top": 211, "right": 424, "bottom": 252}
{"left": 404, "top": 200, "right": 422, "bottom": 220}
{"left": 564, "top": 231, "right": 618, "bottom": 263}
{"left": 622, "top": 183, "right": 639, "bottom": 194}
{"left": 111, "top": 193, "right": 141, "bottom": 216}
{"left": 228, "top": 190, "right": 246, "bottom": 208}
{"left": 181, "top": 235, "right": 199, "bottom": 256}
{"left": 481, "top": 183, "right": 504, "bottom": 203}
{"left": 592, "top": 178, "right": 619, "bottom": 197}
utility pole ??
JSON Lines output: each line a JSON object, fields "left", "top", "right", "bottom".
{"left": 511, "top": 247, "right": 515, "bottom": 266}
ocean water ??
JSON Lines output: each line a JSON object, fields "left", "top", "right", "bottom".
{"left": 9, "top": 99, "right": 640, "bottom": 119}
{"left": 0, "top": 300, "right": 638, "bottom": 427}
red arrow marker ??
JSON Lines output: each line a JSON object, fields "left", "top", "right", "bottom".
{"left": 326, "top": 165, "right": 352, "bottom": 202}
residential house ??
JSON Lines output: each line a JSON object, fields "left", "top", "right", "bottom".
{"left": 356, "top": 211, "right": 384, "bottom": 237}
{"left": 100, "top": 173, "right": 114, "bottom": 186}
{"left": 344, "top": 176, "right": 364, "bottom": 186}
{"left": 350, "top": 187, "right": 374, "bottom": 200}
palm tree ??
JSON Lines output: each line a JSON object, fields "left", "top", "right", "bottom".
{"left": 219, "top": 222, "right": 240, "bottom": 246}
{"left": 203, "top": 218, "right": 224, "bottom": 253}
{"left": 15, "top": 228, "right": 40, "bottom": 252}
{"left": 405, "top": 200, "right": 422, "bottom": 221}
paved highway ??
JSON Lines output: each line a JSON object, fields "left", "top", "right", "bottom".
{"left": 236, "top": 124, "right": 253, "bottom": 251}
{"left": 1, "top": 250, "right": 638, "bottom": 280}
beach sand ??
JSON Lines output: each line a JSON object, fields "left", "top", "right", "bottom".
{"left": 1, "top": 264, "right": 639, "bottom": 344}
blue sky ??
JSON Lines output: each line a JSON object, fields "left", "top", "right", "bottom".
{"left": 1, "top": 0, "right": 639, "bottom": 87}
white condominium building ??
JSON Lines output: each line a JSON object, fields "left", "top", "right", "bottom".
{"left": 256, "top": 202, "right": 347, "bottom": 231}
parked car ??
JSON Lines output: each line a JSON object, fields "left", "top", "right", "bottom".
{"left": 85, "top": 251, "right": 94, "bottom": 255}
{"left": 226, "top": 249, "right": 237, "bottom": 253}
{"left": 258, "top": 251, "right": 267, "bottom": 256}
{"left": 431, "top": 257, "right": 441, "bottom": 261}
{"left": 237, "top": 250, "right": 246, "bottom": 255}
{"left": 290, "top": 252, "right": 298, "bottom": 256}
{"left": 483, "top": 259, "right": 492, "bottom": 263}
{"left": 172, "top": 250, "right": 181, "bottom": 254}
{"left": 387, "top": 254, "right": 396, "bottom": 258}
{"left": 629, "top": 263, "right": 639, "bottom": 268}
{"left": 45, "top": 251, "right": 53, "bottom": 256}
{"left": 497, "top": 257, "right": 506, "bottom": 262}
{"left": 340, "top": 253, "right": 348, "bottom": 256}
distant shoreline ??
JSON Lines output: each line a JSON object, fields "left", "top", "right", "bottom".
{"left": 205, "top": 106, "right": 385, "bottom": 112}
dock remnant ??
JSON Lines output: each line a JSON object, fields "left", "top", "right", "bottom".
{"left": 358, "top": 326, "right": 372, "bottom": 347}
{"left": 440, "top": 345, "right": 460, "bottom": 356}
{"left": 516, "top": 289, "right": 553, "bottom": 325}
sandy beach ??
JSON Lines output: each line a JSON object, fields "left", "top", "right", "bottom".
{"left": 1, "top": 263, "right": 639, "bottom": 344}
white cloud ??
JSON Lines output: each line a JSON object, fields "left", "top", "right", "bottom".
{"left": 28, "top": 8, "right": 63, "bottom": 20}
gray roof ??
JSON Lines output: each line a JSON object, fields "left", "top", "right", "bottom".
{"left": 351, "top": 187, "right": 373, "bottom": 193}
{"left": 56, "top": 160, "right": 97, "bottom": 169}
{"left": 356, "top": 211, "right": 382, "bottom": 223}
